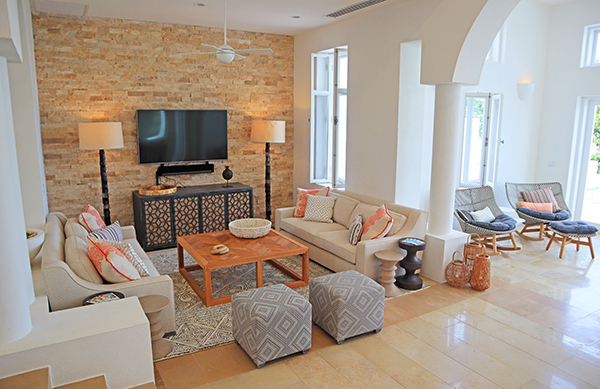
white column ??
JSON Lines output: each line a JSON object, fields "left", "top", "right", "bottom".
{"left": 428, "top": 83, "right": 464, "bottom": 236}
{"left": 0, "top": 56, "right": 33, "bottom": 345}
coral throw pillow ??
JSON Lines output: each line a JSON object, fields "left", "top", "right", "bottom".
{"left": 518, "top": 202, "right": 554, "bottom": 213}
{"left": 361, "top": 204, "right": 394, "bottom": 241}
{"left": 293, "top": 187, "right": 330, "bottom": 217}
{"left": 78, "top": 204, "right": 106, "bottom": 232}
{"left": 97, "top": 239, "right": 150, "bottom": 277}
{"left": 521, "top": 188, "right": 560, "bottom": 212}
{"left": 86, "top": 236, "right": 140, "bottom": 283}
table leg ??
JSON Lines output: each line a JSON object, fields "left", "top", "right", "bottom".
{"left": 256, "top": 260, "right": 263, "bottom": 287}
{"left": 203, "top": 267, "right": 213, "bottom": 306}
{"left": 302, "top": 250, "right": 309, "bottom": 283}
{"left": 177, "top": 243, "right": 184, "bottom": 269}
{"left": 379, "top": 259, "right": 403, "bottom": 297}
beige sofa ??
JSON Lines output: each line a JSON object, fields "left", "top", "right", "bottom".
{"left": 40, "top": 212, "right": 176, "bottom": 333}
{"left": 275, "top": 190, "right": 428, "bottom": 280}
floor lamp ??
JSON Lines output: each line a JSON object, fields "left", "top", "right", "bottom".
{"left": 79, "top": 122, "right": 124, "bottom": 225}
{"left": 251, "top": 120, "right": 285, "bottom": 221}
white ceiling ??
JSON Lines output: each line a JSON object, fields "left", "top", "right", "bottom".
{"left": 31, "top": 0, "right": 402, "bottom": 36}
{"left": 31, "top": 0, "right": 581, "bottom": 36}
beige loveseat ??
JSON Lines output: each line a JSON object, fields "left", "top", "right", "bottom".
{"left": 275, "top": 190, "right": 428, "bottom": 280}
{"left": 40, "top": 212, "right": 176, "bottom": 333}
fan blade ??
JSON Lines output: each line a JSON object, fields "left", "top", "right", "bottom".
{"left": 234, "top": 54, "right": 246, "bottom": 60}
{"left": 175, "top": 51, "right": 218, "bottom": 55}
{"left": 201, "top": 43, "right": 222, "bottom": 51}
{"left": 233, "top": 48, "right": 273, "bottom": 54}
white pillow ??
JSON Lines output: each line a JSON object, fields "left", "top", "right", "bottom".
{"left": 86, "top": 236, "right": 141, "bottom": 283}
{"left": 97, "top": 239, "right": 150, "bottom": 277}
{"left": 303, "top": 194, "right": 336, "bottom": 223}
{"left": 470, "top": 207, "right": 495, "bottom": 222}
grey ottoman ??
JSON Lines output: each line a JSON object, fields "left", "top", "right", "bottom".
{"left": 232, "top": 284, "right": 312, "bottom": 368}
{"left": 310, "top": 270, "right": 385, "bottom": 344}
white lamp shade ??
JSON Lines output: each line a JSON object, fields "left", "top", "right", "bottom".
{"left": 517, "top": 82, "right": 535, "bottom": 101}
{"left": 251, "top": 120, "right": 285, "bottom": 143}
{"left": 79, "top": 122, "right": 124, "bottom": 150}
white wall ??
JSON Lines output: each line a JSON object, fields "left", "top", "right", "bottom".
{"left": 464, "top": 0, "right": 550, "bottom": 208}
{"left": 537, "top": 0, "right": 600, "bottom": 207}
{"left": 8, "top": 0, "right": 47, "bottom": 229}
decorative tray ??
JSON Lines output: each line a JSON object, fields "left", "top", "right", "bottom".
{"left": 139, "top": 185, "right": 177, "bottom": 196}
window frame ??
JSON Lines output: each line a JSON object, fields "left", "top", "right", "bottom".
{"left": 581, "top": 24, "right": 600, "bottom": 68}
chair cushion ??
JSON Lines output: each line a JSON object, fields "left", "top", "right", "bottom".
{"left": 517, "top": 207, "right": 570, "bottom": 221}
{"left": 456, "top": 209, "right": 473, "bottom": 222}
{"left": 549, "top": 221, "right": 598, "bottom": 235}
{"left": 467, "top": 213, "right": 516, "bottom": 231}
{"left": 471, "top": 207, "right": 495, "bottom": 222}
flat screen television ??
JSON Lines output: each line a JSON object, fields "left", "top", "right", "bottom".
{"left": 136, "top": 109, "right": 228, "bottom": 164}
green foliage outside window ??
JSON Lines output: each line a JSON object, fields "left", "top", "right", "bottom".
{"left": 589, "top": 105, "right": 600, "bottom": 173}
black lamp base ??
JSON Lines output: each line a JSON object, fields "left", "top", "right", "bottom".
{"left": 99, "top": 149, "right": 111, "bottom": 225}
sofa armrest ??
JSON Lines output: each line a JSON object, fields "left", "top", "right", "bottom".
{"left": 122, "top": 225, "right": 137, "bottom": 240}
{"left": 275, "top": 207, "right": 295, "bottom": 231}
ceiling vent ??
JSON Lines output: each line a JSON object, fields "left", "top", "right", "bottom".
{"left": 324, "top": 0, "right": 387, "bottom": 18}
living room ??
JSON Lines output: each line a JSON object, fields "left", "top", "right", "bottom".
{"left": 1, "top": 0, "right": 600, "bottom": 388}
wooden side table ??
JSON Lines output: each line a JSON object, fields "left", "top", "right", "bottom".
{"left": 374, "top": 250, "right": 404, "bottom": 297}
{"left": 139, "top": 295, "right": 173, "bottom": 360}
{"left": 396, "top": 237, "right": 426, "bottom": 290}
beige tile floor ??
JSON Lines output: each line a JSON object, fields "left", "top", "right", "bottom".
{"left": 155, "top": 231, "right": 600, "bottom": 389}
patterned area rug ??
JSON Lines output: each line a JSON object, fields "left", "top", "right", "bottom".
{"left": 148, "top": 249, "right": 429, "bottom": 361}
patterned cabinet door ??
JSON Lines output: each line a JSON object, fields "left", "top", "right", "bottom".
{"left": 228, "top": 190, "right": 252, "bottom": 222}
{"left": 201, "top": 193, "right": 226, "bottom": 232}
{"left": 143, "top": 198, "right": 174, "bottom": 249}
{"left": 174, "top": 196, "right": 200, "bottom": 237}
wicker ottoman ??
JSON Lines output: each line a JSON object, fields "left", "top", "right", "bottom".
{"left": 546, "top": 221, "right": 598, "bottom": 259}
{"left": 310, "top": 270, "right": 385, "bottom": 344}
{"left": 232, "top": 284, "right": 312, "bottom": 368}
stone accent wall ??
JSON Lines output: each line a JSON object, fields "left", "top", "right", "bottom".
{"left": 33, "top": 14, "right": 294, "bottom": 226}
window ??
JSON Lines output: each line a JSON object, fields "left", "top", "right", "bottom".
{"left": 310, "top": 47, "right": 348, "bottom": 188}
{"left": 460, "top": 93, "right": 503, "bottom": 187}
{"left": 486, "top": 24, "right": 506, "bottom": 64}
{"left": 581, "top": 24, "right": 600, "bottom": 68}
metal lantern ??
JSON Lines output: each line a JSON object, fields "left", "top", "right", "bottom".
{"left": 445, "top": 252, "right": 470, "bottom": 288}
{"left": 470, "top": 253, "right": 491, "bottom": 291}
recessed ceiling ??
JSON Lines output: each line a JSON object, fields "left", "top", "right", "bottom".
{"left": 31, "top": 0, "right": 399, "bottom": 36}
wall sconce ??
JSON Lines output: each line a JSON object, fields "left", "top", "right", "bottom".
{"left": 517, "top": 82, "right": 535, "bottom": 101}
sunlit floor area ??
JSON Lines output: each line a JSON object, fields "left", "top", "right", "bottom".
{"left": 154, "top": 227, "right": 600, "bottom": 389}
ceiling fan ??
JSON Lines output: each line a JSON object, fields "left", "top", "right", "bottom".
{"left": 180, "top": 0, "right": 273, "bottom": 64}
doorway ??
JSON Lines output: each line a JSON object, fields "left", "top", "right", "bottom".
{"left": 575, "top": 98, "right": 600, "bottom": 223}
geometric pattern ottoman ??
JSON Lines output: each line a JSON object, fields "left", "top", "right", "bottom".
{"left": 309, "top": 270, "right": 385, "bottom": 344}
{"left": 232, "top": 284, "right": 312, "bottom": 368}
{"left": 546, "top": 221, "right": 598, "bottom": 259}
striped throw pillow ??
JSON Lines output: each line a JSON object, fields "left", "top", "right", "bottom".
{"left": 89, "top": 221, "right": 123, "bottom": 241}
{"left": 521, "top": 188, "right": 560, "bottom": 212}
{"left": 348, "top": 213, "right": 363, "bottom": 245}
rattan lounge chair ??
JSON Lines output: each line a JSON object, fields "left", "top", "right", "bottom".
{"left": 455, "top": 186, "right": 521, "bottom": 256}
{"left": 505, "top": 182, "right": 571, "bottom": 241}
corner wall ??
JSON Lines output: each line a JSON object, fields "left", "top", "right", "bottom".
{"left": 33, "top": 14, "right": 294, "bottom": 224}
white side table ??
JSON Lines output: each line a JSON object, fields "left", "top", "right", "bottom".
{"left": 374, "top": 250, "right": 404, "bottom": 298}
{"left": 27, "top": 228, "right": 45, "bottom": 261}
{"left": 139, "top": 295, "right": 173, "bottom": 360}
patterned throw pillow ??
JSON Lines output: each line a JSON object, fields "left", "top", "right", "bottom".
{"left": 521, "top": 188, "right": 560, "bottom": 212}
{"left": 471, "top": 207, "right": 495, "bottom": 222}
{"left": 361, "top": 204, "right": 394, "bottom": 241}
{"left": 517, "top": 201, "right": 554, "bottom": 213}
{"left": 86, "top": 236, "right": 140, "bottom": 283}
{"left": 96, "top": 238, "right": 150, "bottom": 277}
{"left": 293, "top": 187, "right": 330, "bottom": 217}
{"left": 348, "top": 213, "right": 363, "bottom": 245}
{"left": 89, "top": 221, "right": 123, "bottom": 241}
{"left": 303, "top": 194, "right": 336, "bottom": 223}
{"left": 78, "top": 204, "right": 106, "bottom": 232}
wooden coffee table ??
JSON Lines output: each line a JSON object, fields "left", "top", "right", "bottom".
{"left": 177, "top": 229, "right": 309, "bottom": 307}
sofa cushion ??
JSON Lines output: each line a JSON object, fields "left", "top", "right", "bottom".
{"left": 313, "top": 230, "right": 357, "bottom": 264}
{"left": 350, "top": 203, "right": 380, "bottom": 224}
{"left": 65, "top": 236, "right": 103, "bottom": 284}
{"left": 386, "top": 211, "right": 407, "bottom": 236}
{"left": 64, "top": 218, "right": 88, "bottom": 240}
{"left": 279, "top": 217, "right": 346, "bottom": 243}
{"left": 332, "top": 195, "right": 359, "bottom": 228}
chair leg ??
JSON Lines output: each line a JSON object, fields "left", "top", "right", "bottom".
{"left": 576, "top": 237, "right": 580, "bottom": 251}
{"left": 545, "top": 232, "right": 556, "bottom": 251}
{"left": 491, "top": 235, "right": 499, "bottom": 256}
{"left": 539, "top": 223, "right": 544, "bottom": 240}
{"left": 509, "top": 232, "right": 520, "bottom": 251}
{"left": 559, "top": 236, "right": 568, "bottom": 259}
{"left": 589, "top": 237, "right": 595, "bottom": 259}
{"left": 518, "top": 223, "right": 545, "bottom": 241}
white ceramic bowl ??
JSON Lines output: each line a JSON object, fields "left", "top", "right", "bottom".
{"left": 229, "top": 218, "right": 272, "bottom": 239}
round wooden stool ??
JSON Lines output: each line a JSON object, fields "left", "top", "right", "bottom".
{"left": 374, "top": 250, "right": 404, "bottom": 297}
{"left": 139, "top": 295, "right": 173, "bottom": 360}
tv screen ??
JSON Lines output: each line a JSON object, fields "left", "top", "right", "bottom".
{"left": 137, "top": 110, "right": 228, "bottom": 164}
